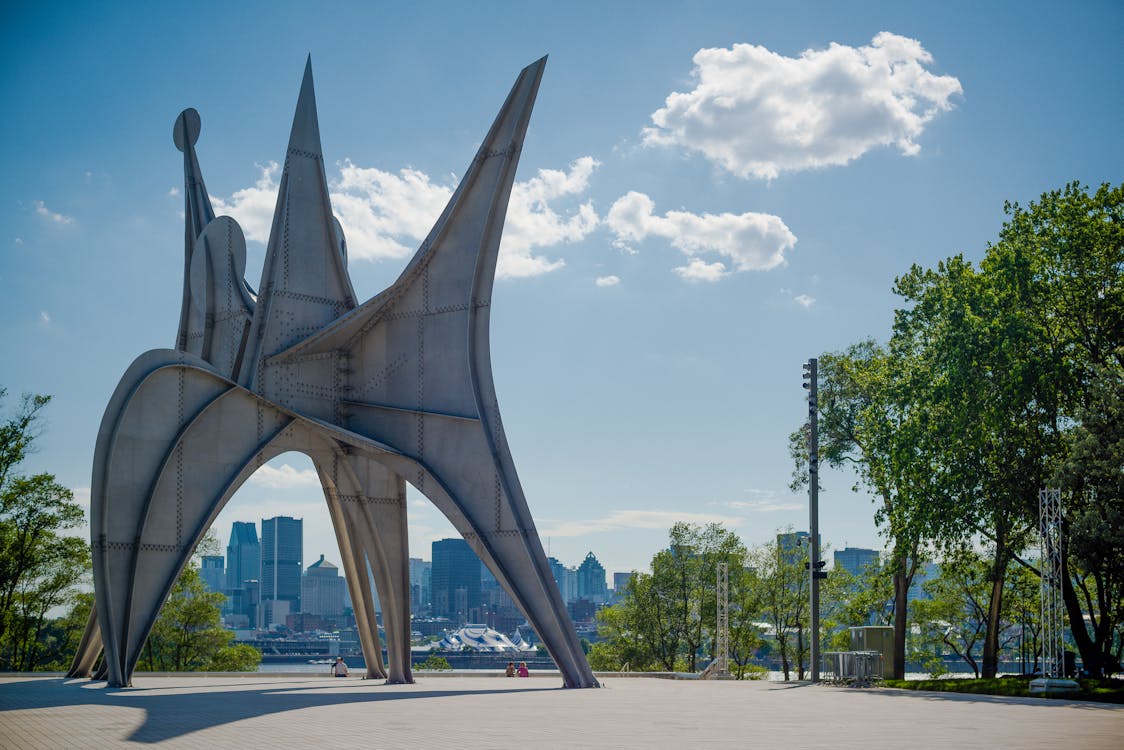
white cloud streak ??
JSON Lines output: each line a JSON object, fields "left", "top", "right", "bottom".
{"left": 212, "top": 157, "right": 602, "bottom": 280}
{"left": 595, "top": 275, "right": 621, "bottom": 287}
{"left": 539, "top": 509, "right": 744, "bottom": 537}
{"left": 643, "top": 32, "right": 962, "bottom": 179}
{"left": 248, "top": 463, "right": 321, "bottom": 489}
{"left": 793, "top": 293, "right": 816, "bottom": 308}
{"left": 34, "top": 200, "right": 73, "bottom": 225}
{"left": 607, "top": 191, "right": 796, "bottom": 280}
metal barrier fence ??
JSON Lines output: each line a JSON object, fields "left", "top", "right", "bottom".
{"left": 822, "top": 651, "right": 884, "bottom": 684}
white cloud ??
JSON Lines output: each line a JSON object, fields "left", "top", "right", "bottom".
{"left": 539, "top": 509, "right": 744, "bottom": 537}
{"left": 595, "top": 275, "right": 620, "bottom": 287}
{"left": 726, "top": 489, "right": 803, "bottom": 512}
{"left": 643, "top": 32, "right": 963, "bottom": 179}
{"left": 793, "top": 293, "right": 816, "bottom": 308}
{"left": 33, "top": 200, "right": 73, "bottom": 225}
{"left": 498, "top": 157, "right": 600, "bottom": 279}
{"left": 607, "top": 190, "right": 796, "bottom": 279}
{"left": 14, "top": 237, "right": 24, "bottom": 245}
{"left": 332, "top": 161, "right": 456, "bottom": 260}
{"left": 212, "top": 157, "right": 600, "bottom": 280}
{"left": 674, "top": 258, "right": 727, "bottom": 282}
{"left": 38, "top": 311, "right": 51, "bottom": 326}
{"left": 210, "top": 162, "right": 281, "bottom": 243}
{"left": 248, "top": 463, "right": 320, "bottom": 489}
{"left": 168, "top": 186, "right": 180, "bottom": 197}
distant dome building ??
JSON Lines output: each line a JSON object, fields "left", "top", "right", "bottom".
{"left": 435, "top": 624, "right": 534, "bottom": 652}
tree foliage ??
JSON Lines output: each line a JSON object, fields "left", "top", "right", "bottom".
{"left": 590, "top": 523, "right": 749, "bottom": 674}
{"left": 138, "top": 566, "right": 259, "bottom": 672}
{"left": 0, "top": 389, "right": 90, "bottom": 671}
{"left": 797, "top": 181, "right": 1122, "bottom": 678}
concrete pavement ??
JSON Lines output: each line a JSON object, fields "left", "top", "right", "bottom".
{"left": 1, "top": 674, "right": 1120, "bottom": 749}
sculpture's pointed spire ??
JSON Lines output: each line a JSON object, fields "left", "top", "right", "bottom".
{"left": 239, "top": 56, "right": 356, "bottom": 392}
{"left": 173, "top": 108, "right": 217, "bottom": 350}
{"left": 288, "top": 56, "right": 323, "bottom": 158}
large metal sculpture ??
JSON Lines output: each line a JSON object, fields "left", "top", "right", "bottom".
{"left": 67, "top": 57, "right": 599, "bottom": 689}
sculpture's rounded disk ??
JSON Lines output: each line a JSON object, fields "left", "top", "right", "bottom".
{"left": 173, "top": 108, "right": 201, "bottom": 152}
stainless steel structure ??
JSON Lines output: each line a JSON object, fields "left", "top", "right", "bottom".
{"left": 67, "top": 57, "right": 598, "bottom": 689}
{"left": 1039, "top": 487, "right": 1064, "bottom": 678}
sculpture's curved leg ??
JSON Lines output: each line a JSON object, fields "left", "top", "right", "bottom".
{"left": 316, "top": 449, "right": 412, "bottom": 684}
{"left": 318, "top": 457, "right": 388, "bottom": 679}
{"left": 66, "top": 608, "right": 101, "bottom": 678}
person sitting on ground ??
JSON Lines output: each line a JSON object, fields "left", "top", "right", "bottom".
{"left": 517, "top": 661, "right": 529, "bottom": 677}
{"left": 333, "top": 656, "right": 349, "bottom": 677}
{"left": 505, "top": 661, "right": 516, "bottom": 677}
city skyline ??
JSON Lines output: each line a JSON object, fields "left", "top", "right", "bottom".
{"left": 2, "top": 2, "right": 1120, "bottom": 576}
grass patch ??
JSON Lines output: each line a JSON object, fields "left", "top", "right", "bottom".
{"left": 881, "top": 676, "right": 1124, "bottom": 704}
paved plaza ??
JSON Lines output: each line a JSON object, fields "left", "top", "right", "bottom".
{"left": 0, "top": 674, "right": 1120, "bottom": 749}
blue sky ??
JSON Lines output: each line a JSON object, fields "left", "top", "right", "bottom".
{"left": 2, "top": 1, "right": 1121, "bottom": 579}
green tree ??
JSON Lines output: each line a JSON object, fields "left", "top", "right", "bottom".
{"left": 138, "top": 566, "right": 259, "bottom": 672}
{"left": 892, "top": 182, "right": 1123, "bottom": 677}
{"left": 747, "top": 534, "right": 809, "bottom": 680}
{"left": 910, "top": 551, "right": 991, "bottom": 677}
{"left": 0, "top": 389, "right": 89, "bottom": 671}
{"left": 791, "top": 342, "right": 955, "bottom": 678}
{"left": 591, "top": 523, "right": 748, "bottom": 673}
{"left": 1054, "top": 367, "right": 1124, "bottom": 676}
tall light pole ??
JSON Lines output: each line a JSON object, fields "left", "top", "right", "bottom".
{"left": 803, "top": 358, "right": 825, "bottom": 682}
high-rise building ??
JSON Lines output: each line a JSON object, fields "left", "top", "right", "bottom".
{"left": 226, "top": 522, "right": 260, "bottom": 622}
{"left": 200, "top": 555, "right": 225, "bottom": 595}
{"left": 431, "top": 538, "right": 480, "bottom": 623}
{"left": 301, "top": 554, "right": 345, "bottom": 617}
{"left": 576, "top": 552, "right": 607, "bottom": 603}
{"left": 777, "top": 531, "right": 821, "bottom": 565}
{"left": 834, "top": 547, "right": 880, "bottom": 576}
{"left": 261, "top": 515, "right": 303, "bottom": 612}
{"left": 408, "top": 557, "right": 432, "bottom": 615}
{"left": 547, "top": 556, "right": 577, "bottom": 602}
{"left": 613, "top": 572, "right": 633, "bottom": 593}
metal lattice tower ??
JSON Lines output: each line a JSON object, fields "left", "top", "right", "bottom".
{"left": 716, "top": 561, "right": 730, "bottom": 676}
{"left": 1039, "top": 488, "right": 1064, "bottom": 678}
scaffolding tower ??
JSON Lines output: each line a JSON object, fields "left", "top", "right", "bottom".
{"left": 1039, "top": 488, "right": 1064, "bottom": 678}
{"left": 716, "top": 561, "right": 730, "bottom": 677}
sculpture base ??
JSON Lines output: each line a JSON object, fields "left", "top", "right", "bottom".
{"left": 1029, "top": 677, "right": 1080, "bottom": 696}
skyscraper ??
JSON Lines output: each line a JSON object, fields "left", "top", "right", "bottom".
{"left": 576, "top": 551, "right": 607, "bottom": 603}
{"left": 431, "top": 538, "right": 481, "bottom": 623}
{"left": 226, "top": 522, "right": 260, "bottom": 623}
{"left": 261, "top": 515, "right": 303, "bottom": 612}
{"left": 548, "top": 556, "right": 577, "bottom": 602}
{"left": 301, "top": 554, "right": 345, "bottom": 617}
{"left": 834, "top": 547, "right": 880, "bottom": 576}
{"left": 408, "top": 557, "right": 432, "bottom": 615}
{"left": 200, "top": 555, "right": 225, "bottom": 595}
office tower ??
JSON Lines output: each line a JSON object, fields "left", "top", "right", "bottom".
{"left": 777, "top": 531, "right": 821, "bottom": 565}
{"left": 576, "top": 552, "right": 607, "bottom": 603}
{"left": 547, "top": 556, "right": 577, "bottom": 603}
{"left": 200, "top": 555, "right": 225, "bottom": 595}
{"left": 226, "top": 522, "right": 260, "bottom": 622}
{"left": 834, "top": 547, "right": 880, "bottom": 576}
{"left": 261, "top": 515, "right": 303, "bottom": 612}
{"left": 431, "top": 538, "right": 481, "bottom": 623}
{"left": 409, "top": 557, "right": 432, "bottom": 615}
{"left": 301, "top": 554, "right": 345, "bottom": 617}
{"left": 613, "top": 572, "right": 633, "bottom": 593}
